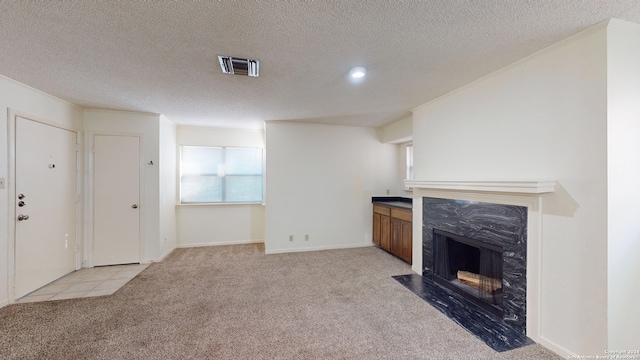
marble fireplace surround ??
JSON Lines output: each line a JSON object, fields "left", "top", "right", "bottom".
{"left": 404, "top": 180, "right": 555, "bottom": 343}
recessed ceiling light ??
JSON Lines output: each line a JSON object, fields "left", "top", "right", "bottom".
{"left": 349, "top": 66, "right": 366, "bottom": 79}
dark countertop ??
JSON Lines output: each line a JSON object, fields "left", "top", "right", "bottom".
{"left": 372, "top": 196, "right": 412, "bottom": 210}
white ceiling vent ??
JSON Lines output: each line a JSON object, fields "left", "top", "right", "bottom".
{"left": 218, "top": 56, "right": 260, "bottom": 77}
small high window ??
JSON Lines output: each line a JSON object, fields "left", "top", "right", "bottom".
{"left": 405, "top": 144, "right": 413, "bottom": 190}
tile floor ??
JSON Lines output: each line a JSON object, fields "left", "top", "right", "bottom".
{"left": 17, "top": 263, "right": 148, "bottom": 303}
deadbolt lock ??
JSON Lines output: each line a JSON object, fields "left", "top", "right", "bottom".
{"left": 18, "top": 201, "right": 25, "bottom": 207}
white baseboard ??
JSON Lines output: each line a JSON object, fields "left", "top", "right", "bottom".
{"left": 0, "top": 298, "right": 9, "bottom": 309}
{"left": 539, "top": 336, "right": 574, "bottom": 358}
{"left": 264, "top": 242, "right": 373, "bottom": 255}
{"left": 156, "top": 245, "right": 177, "bottom": 262}
{"left": 411, "top": 264, "right": 421, "bottom": 274}
{"left": 141, "top": 244, "right": 177, "bottom": 264}
{"left": 177, "top": 239, "right": 264, "bottom": 248}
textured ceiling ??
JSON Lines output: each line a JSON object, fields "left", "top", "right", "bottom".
{"left": 1, "top": 1, "right": 639, "bottom": 129}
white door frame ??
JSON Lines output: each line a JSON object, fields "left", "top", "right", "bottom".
{"left": 6, "top": 110, "right": 81, "bottom": 304}
{"left": 85, "top": 131, "right": 145, "bottom": 267}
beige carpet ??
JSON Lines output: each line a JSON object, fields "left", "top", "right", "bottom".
{"left": 0, "top": 244, "right": 562, "bottom": 359}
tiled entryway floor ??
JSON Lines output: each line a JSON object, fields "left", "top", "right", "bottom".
{"left": 17, "top": 264, "right": 148, "bottom": 303}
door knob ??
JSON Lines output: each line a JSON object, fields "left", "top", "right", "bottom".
{"left": 131, "top": 204, "right": 138, "bottom": 209}
{"left": 17, "top": 214, "right": 29, "bottom": 221}
{"left": 18, "top": 194, "right": 25, "bottom": 199}
{"left": 18, "top": 201, "right": 25, "bottom": 207}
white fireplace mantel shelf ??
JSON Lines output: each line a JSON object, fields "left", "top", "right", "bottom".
{"left": 405, "top": 180, "right": 556, "bottom": 194}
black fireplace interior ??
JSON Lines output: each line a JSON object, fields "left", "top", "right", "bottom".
{"left": 433, "top": 229, "right": 504, "bottom": 318}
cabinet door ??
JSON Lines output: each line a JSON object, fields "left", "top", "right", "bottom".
{"left": 373, "top": 213, "right": 381, "bottom": 246}
{"left": 380, "top": 214, "right": 391, "bottom": 251}
{"left": 391, "top": 218, "right": 401, "bottom": 255}
{"left": 400, "top": 220, "right": 412, "bottom": 264}
{"left": 391, "top": 217, "right": 412, "bottom": 264}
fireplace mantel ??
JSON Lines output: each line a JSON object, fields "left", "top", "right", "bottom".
{"left": 405, "top": 180, "right": 556, "bottom": 194}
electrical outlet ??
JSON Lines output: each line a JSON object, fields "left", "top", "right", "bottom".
{"left": 305, "top": 234, "right": 309, "bottom": 241}
{"left": 289, "top": 235, "right": 294, "bottom": 242}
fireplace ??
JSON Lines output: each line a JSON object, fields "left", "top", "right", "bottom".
{"left": 423, "top": 197, "right": 528, "bottom": 334}
{"left": 432, "top": 229, "right": 504, "bottom": 318}
{"left": 393, "top": 180, "right": 554, "bottom": 350}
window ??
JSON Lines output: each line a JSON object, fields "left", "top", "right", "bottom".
{"left": 180, "top": 146, "right": 263, "bottom": 204}
{"left": 405, "top": 144, "right": 413, "bottom": 190}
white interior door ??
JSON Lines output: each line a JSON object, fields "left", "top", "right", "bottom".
{"left": 93, "top": 135, "right": 141, "bottom": 266}
{"left": 15, "top": 117, "right": 77, "bottom": 298}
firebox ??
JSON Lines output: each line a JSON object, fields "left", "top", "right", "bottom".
{"left": 432, "top": 229, "right": 504, "bottom": 318}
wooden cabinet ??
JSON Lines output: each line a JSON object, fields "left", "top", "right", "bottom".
{"left": 373, "top": 205, "right": 391, "bottom": 251}
{"left": 373, "top": 203, "right": 412, "bottom": 264}
{"left": 391, "top": 208, "right": 412, "bottom": 263}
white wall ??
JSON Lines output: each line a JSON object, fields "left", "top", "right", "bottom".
{"left": 176, "top": 126, "right": 265, "bottom": 247}
{"left": 83, "top": 109, "right": 163, "bottom": 263}
{"left": 178, "top": 205, "right": 265, "bottom": 246}
{"left": 159, "top": 116, "right": 177, "bottom": 259}
{"left": 382, "top": 116, "right": 414, "bottom": 194}
{"left": 0, "top": 75, "right": 83, "bottom": 306}
{"left": 412, "top": 23, "right": 609, "bottom": 356}
{"left": 606, "top": 21, "right": 640, "bottom": 351}
{"left": 397, "top": 141, "right": 413, "bottom": 191}
{"left": 264, "top": 122, "right": 401, "bottom": 254}
{"left": 381, "top": 115, "right": 412, "bottom": 144}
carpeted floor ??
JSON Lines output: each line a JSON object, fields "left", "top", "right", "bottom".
{"left": 0, "top": 244, "right": 562, "bottom": 359}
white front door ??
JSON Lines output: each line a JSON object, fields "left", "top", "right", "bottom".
{"left": 15, "top": 117, "right": 77, "bottom": 298}
{"left": 93, "top": 135, "right": 141, "bottom": 266}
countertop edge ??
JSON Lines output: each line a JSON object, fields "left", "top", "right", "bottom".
{"left": 372, "top": 197, "right": 412, "bottom": 210}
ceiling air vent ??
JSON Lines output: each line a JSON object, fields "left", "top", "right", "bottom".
{"left": 218, "top": 56, "right": 260, "bottom": 77}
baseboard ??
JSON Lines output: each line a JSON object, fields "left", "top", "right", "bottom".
{"left": 538, "top": 335, "right": 574, "bottom": 358}
{"left": 0, "top": 298, "right": 8, "bottom": 309}
{"left": 411, "top": 264, "right": 421, "bottom": 274}
{"left": 141, "top": 244, "right": 178, "bottom": 264}
{"left": 156, "top": 245, "right": 177, "bottom": 262}
{"left": 264, "top": 242, "right": 374, "bottom": 255}
{"left": 177, "top": 239, "right": 264, "bottom": 248}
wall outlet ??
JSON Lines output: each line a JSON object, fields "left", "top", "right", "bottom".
{"left": 289, "top": 235, "right": 294, "bottom": 242}
{"left": 305, "top": 234, "right": 309, "bottom": 241}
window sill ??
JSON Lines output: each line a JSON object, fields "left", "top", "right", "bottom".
{"left": 176, "top": 202, "right": 265, "bottom": 207}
